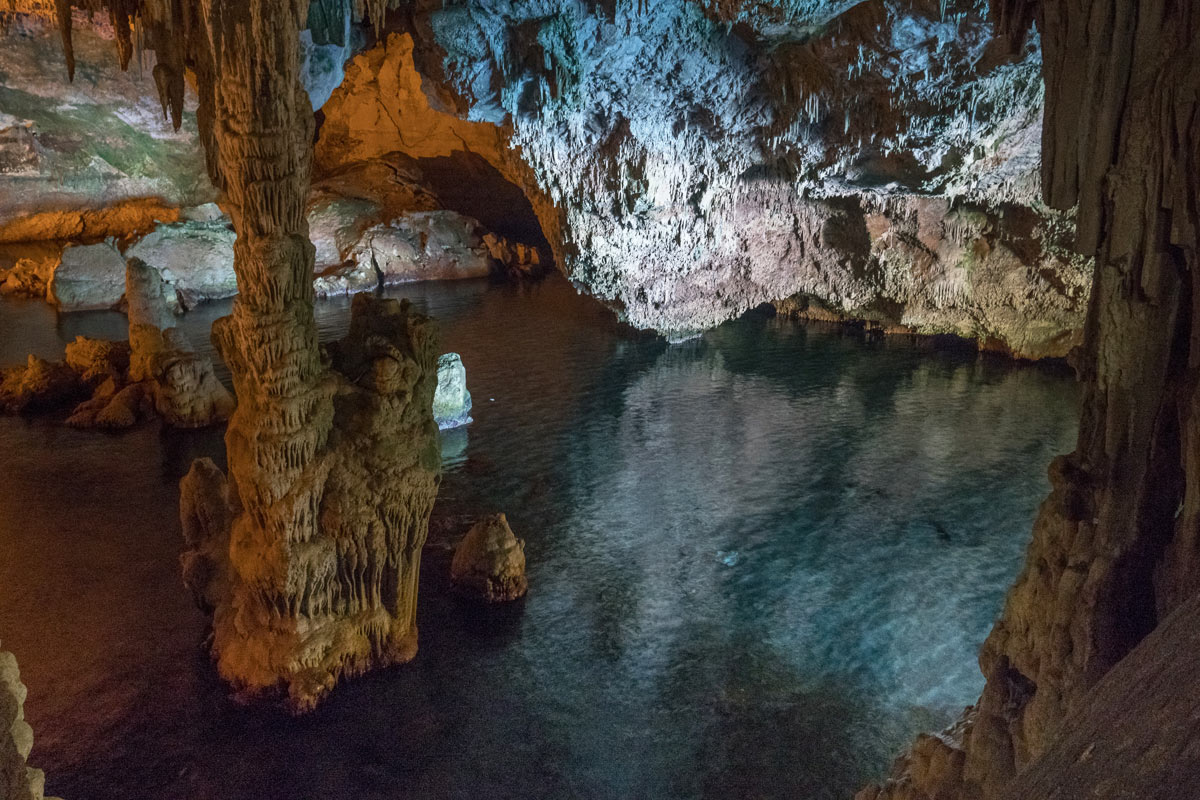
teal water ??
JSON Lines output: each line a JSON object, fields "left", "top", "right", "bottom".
{"left": 0, "top": 276, "right": 1079, "bottom": 799}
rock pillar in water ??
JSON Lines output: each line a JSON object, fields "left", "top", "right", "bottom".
{"left": 169, "top": 0, "right": 440, "bottom": 711}
{"left": 450, "top": 514, "right": 528, "bottom": 603}
{"left": 433, "top": 352, "right": 473, "bottom": 429}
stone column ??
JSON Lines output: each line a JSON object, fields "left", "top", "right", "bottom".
{"left": 169, "top": 0, "right": 441, "bottom": 711}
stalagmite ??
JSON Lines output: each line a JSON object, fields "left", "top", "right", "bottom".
{"left": 450, "top": 514, "right": 528, "bottom": 603}
{"left": 51, "top": 0, "right": 440, "bottom": 710}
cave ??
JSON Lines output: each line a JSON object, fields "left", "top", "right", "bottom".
{"left": 0, "top": 0, "right": 1195, "bottom": 799}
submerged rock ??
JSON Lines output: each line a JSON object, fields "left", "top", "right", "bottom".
{"left": 433, "top": 352, "right": 472, "bottom": 430}
{"left": 450, "top": 514, "right": 528, "bottom": 603}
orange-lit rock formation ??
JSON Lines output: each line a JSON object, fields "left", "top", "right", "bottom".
{"left": 70, "top": 0, "right": 448, "bottom": 710}
{"left": 450, "top": 514, "right": 528, "bottom": 603}
{"left": 0, "top": 258, "right": 232, "bottom": 428}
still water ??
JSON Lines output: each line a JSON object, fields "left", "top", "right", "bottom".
{"left": 0, "top": 276, "right": 1078, "bottom": 799}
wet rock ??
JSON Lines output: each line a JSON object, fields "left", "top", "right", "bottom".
{"left": 450, "top": 514, "right": 528, "bottom": 603}
{"left": 307, "top": 194, "right": 382, "bottom": 269}
{"left": 312, "top": 261, "right": 381, "bottom": 297}
{"left": 46, "top": 241, "right": 126, "bottom": 310}
{"left": 0, "top": 254, "right": 56, "bottom": 298}
{"left": 357, "top": 212, "right": 492, "bottom": 286}
{"left": 433, "top": 352, "right": 472, "bottom": 430}
{"left": 179, "top": 203, "right": 226, "bottom": 223}
{"left": 0, "top": 354, "right": 84, "bottom": 413}
{"left": 124, "top": 220, "right": 238, "bottom": 309}
{"left": 63, "top": 336, "right": 131, "bottom": 386}
{"left": 483, "top": 232, "right": 543, "bottom": 279}
{"left": 1, "top": 646, "right": 56, "bottom": 800}
{"left": 4, "top": 259, "right": 233, "bottom": 429}
{"left": 123, "top": 259, "right": 234, "bottom": 428}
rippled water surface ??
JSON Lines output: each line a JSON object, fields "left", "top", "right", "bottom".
{"left": 0, "top": 277, "right": 1079, "bottom": 799}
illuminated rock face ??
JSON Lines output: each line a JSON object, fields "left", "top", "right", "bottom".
{"left": 1, "top": 647, "right": 55, "bottom": 800}
{"left": 860, "top": 0, "right": 1200, "bottom": 797}
{"left": 161, "top": 1, "right": 442, "bottom": 711}
{"left": 450, "top": 514, "right": 528, "bottom": 603}
{"left": 433, "top": 352, "right": 472, "bottom": 430}
{"left": 5, "top": 1, "right": 1083, "bottom": 355}
{"left": 0, "top": 11, "right": 212, "bottom": 242}
{"left": 387, "top": 0, "right": 1090, "bottom": 356}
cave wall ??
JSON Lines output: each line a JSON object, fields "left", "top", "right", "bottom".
{"left": 861, "top": 0, "right": 1200, "bottom": 795}
{"left": 3, "top": 0, "right": 1092, "bottom": 357}
{"left": 0, "top": 5, "right": 352, "bottom": 243}
{"left": 0, "top": 10, "right": 211, "bottom": 241}
{"left": 397, "top": 0, "right": 1091, "bottom": 355}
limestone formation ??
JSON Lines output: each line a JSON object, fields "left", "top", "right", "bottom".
{"left": 121, "top": 259, "right": 234, "bottom": 428}
{"left": 1, "top": 647, "right": 55, "bottom": 800}
{"left": 450, "top": 514, "right": 528, "bottom": 603}
{"left": 46, "top": 241, "right": 126, "bottom": 311}
{"left": 0, "top": 11, "right": 213, "bottom": 244}
{"left": 861, "top": 0, "right": 1200, "bottom": 797}
{"left": 125, "top": 220, "right": 239, "bottom": 309}
{"left": 374, "top": 2, "right": 1089, "bottom": 354}
{"left": 433, "top": 352, "right": 472, "bottom": 430}
{"left": 0, "top": 259, "right": 232, "bottom": 428}
{"left": 4, "top": 1, "right": 1091, "bottom": 357}
{"left": 181, "top": 293, "right": 441, "bottom": 711}
{"left": 98, "top": 0, "right": 446, "bottom": 711}
{"left": 0, "top": 354, "right": 83, "bottom": 413}
{"left": 0, "top": 255, "right": 55, "bottom": 298}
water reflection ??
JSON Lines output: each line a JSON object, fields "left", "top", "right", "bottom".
{"left": 0, "top": 277, "right": 1078, "bottom": 799}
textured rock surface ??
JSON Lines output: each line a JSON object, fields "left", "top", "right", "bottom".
{"left": 358, "top": 212, "right": 492, "bottom": 284}
{"left": 120, "top": 259, "right": 234, "bottom": 428}
{"left": 0, "top": 254, "right": 55, "bottom": 298}
{"left": 861, "top": 0, "right": 1200, "bottom": 796}
{"left": 1, "top": 259, "right": 231, "bottom": 428}
{"left": 450, "top": 514, "right": 528, "bottom": 603}
{"left": 124, "top": 220, "right": 239, "bottom": 309}
{"left": 1, "top": 647, "right": 54, "bottom": 800}
{"left": 0, "top": 11, "right": 213, "bottom": 242}
{"left": 0, "top": 354, "right": 83, "bottom": 413}
{"left": 4, "top": 0, "right": 1090, "bottom": 357}
{"left": 996, "top": 591, "right": 1200, "bottom": 800}
{"left": 132, "top": 0, "right": 444, "bottom": 712}
{"left": 386, "top": 0, "right": 1090, "bottom": 354}
{"left": 46, "top": 241, "right": 125, "bottom": 310}
{"left": 433, "top": 352, "right": 472, "bottom": 430}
